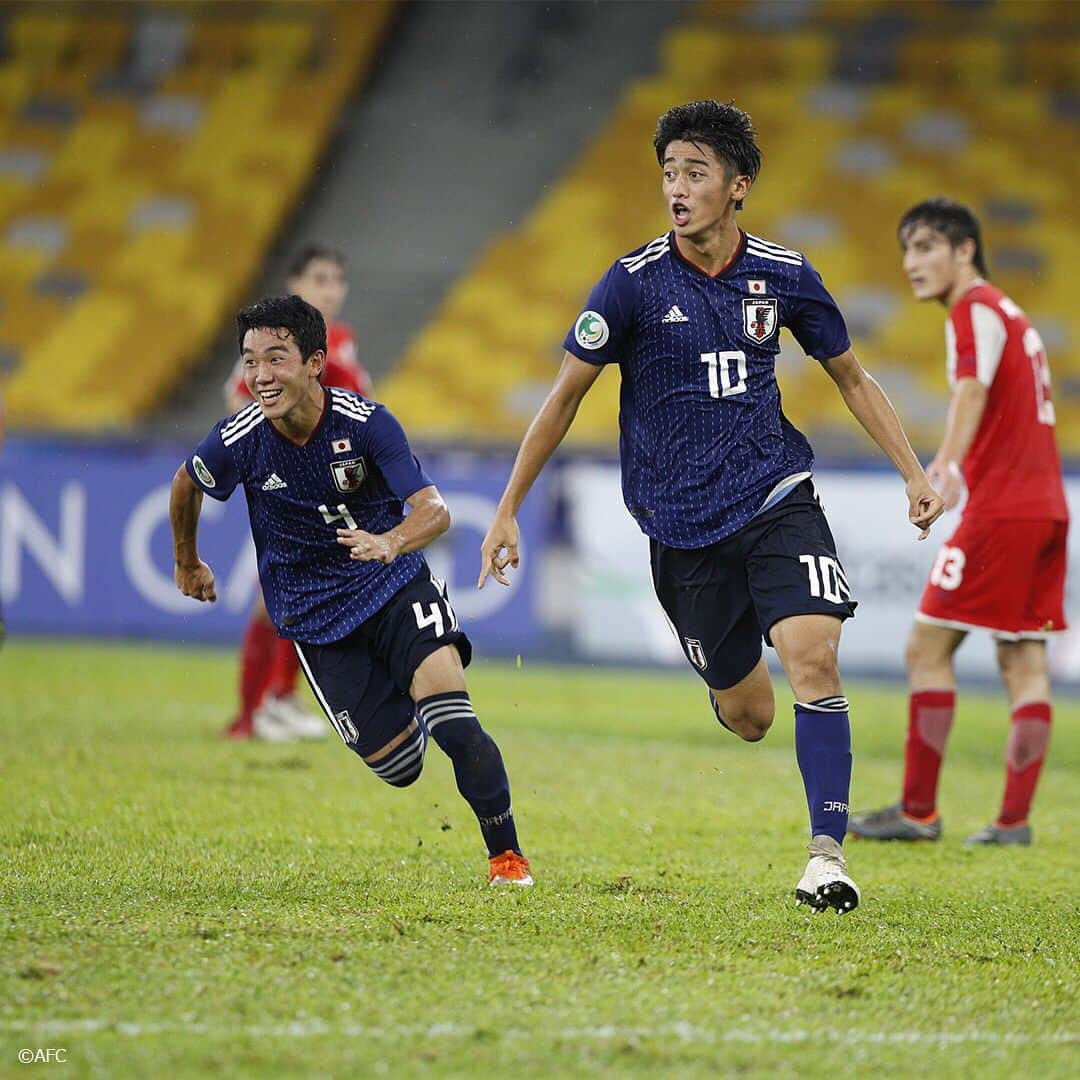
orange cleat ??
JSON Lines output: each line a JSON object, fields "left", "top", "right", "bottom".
{"left": 488, "top": 850, "right": 533, "bottom": 887}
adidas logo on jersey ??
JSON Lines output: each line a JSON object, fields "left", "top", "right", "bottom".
{"left": 262, "top": 473, "right": 288, "bottom": 491}
{"left": 662, "top": 305, "right": 690, "bottom": 324}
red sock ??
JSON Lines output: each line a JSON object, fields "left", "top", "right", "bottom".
{"left": 238, "top": 617, "right": 277, "bottom": 726}
{"left": 998, "top": 701, "right": 1052, "bottom": 826}
{"left": 265, "top": 636, "right": 300, "bottom": 700}
{"left": 902, "top": 689, "right": 955, "bottom": 818}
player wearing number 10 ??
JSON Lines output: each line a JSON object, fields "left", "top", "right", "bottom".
{"left": 169, "top": 295, "right": 531, "bottom": 886}
{"left": 480, "top": 100, "right": 943, "bottom": 913}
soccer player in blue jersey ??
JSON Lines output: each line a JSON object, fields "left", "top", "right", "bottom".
{"left": 479, "top": 100, "right": 943, "bottom": 913}
{"left": 170, "top": 295, "right": 531, "bottom": 886}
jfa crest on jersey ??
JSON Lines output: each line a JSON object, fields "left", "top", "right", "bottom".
{"left": 185, "top": 388, "right": 434, "bottom": 643}
{"left": 563, "top": 230, "right": 851, "bottom": 548}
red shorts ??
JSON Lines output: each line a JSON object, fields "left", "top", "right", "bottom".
{"left": 917, "top": 516, "right": 1068, "bottom": 639}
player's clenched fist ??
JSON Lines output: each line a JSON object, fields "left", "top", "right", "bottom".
{"left": 337, "top": 528, "right": 400, "bottom": 564}
{"left": 175, "top": 560, "right": 217, "bottom": 602}
{"left": 905, "top": 477, "right": 945, "bottom": 540}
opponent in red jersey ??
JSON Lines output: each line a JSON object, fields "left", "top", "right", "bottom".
{"left": 225, "top": 246, "right": 374, "bottom": 741}
{"left": 851, "top": 199, "right": 1068, "bottom": 846}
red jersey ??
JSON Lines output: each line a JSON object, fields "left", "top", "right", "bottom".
{"left": 945, "top": 281, "right": 1067, "bottom": 521}
{"left": 225, "top": 321, "right": 372, "bottom": 401}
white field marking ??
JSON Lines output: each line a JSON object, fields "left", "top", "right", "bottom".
{"left": 0, "top": 1020, "right": 1075, "bottom": 1045}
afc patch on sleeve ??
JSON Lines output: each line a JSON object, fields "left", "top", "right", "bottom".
{"left": 575, "top": 310, "right": 609, "bottom": 350}
{"left": 192, "top": 454, "right": 216, "bottom": 488}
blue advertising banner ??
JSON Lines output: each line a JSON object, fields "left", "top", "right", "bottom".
{"left": 0, "top": 438, "right": 546, "bottom": 656}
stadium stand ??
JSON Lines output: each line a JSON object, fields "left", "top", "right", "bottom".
{"left": 379, "top": 0, "right": 1079, "bottom": 454}
{"left": 0, "top": 0, "right": 396, "bottom": 430}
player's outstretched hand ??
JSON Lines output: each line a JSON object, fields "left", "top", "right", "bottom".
{"left": 337, "top": 529, "right": 400, "bottom": 565}
{"left": 479, "top": 514, "right": 520, "bottom": 589}
{"left": 926, "top": 455, "right": 966, "bottom": 511}
{"left": 175, "top": 560, "right": 217, "bottom": 602}
{"left": 907, "top": 476, "right": 945, "bottom": 540}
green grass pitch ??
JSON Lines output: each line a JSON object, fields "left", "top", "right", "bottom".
{"left": 1, "top": 639, "right": 1076, "bottom": 1077}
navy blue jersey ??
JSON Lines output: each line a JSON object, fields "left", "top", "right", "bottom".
{"left": 563, "top": 229, "right": 851, "bottom": 548}
{"left": 185, "top": 388, "right": 433, "bottom": 644}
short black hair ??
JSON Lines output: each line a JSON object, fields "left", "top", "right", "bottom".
{"left": 236, "top": 295, "right": 327, "bottom": 360}
{"left": 287, "top": 244, "right": 347, "bottom": 279}
{"left": 898, "top": 197, "right": 988, "bottom": 277}
{"left": 654, "top": 100, "right": 762, "bottom": 210}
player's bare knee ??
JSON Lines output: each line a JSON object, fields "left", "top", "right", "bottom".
{"left": 736, "top": 715, "right": 772, "bottom": 742}
{"left": 787, "top": 639, "right": 841, "bottom": 693}
{"left": 995, "top": 640, "right": 1023, "bottom": 676}
{"left": 905, "top": 629, "right": 935, "bottom": 676}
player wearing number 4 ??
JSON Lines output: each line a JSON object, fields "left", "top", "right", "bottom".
{"left": 849, "top": 200, "right": 1068, "bottom": 847}
{"left": 480, "top": 100, "right": 944, "bottom": 914}
{"left": 170, "top": 296, "right": 531, "bottom": 886}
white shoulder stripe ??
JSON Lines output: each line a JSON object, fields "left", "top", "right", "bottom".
{"left": 620, "top": 234, "right": 669, "bottom": 271}
{"left": 620, "top": 234, "right": 668, "bottom": 262}
{"left": 623, "top": 242, "right": 670, "bottom": 274}
{"left": 746, "top": 233, "right": 801, "bottom": 259}
{"left": 746, "top": 242, "right": 802, "bottom": 267}
{"left": 220, "top": 401, "right": 261, "bottom": 438}
{"left": 331, "top": 394, "right": 375, "bottom": 414}
{"left": 330, "top": 389, "right": 375, "bottom": 410}
{"left": 331, "top": 402, "right": 374, "bottom": 423}
{"left": 221, "top": 410, "right": 265, "bottom": 446}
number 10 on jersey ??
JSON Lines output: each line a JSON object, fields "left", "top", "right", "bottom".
{"left": 701, "top": 350, "right": 748, "bottom": 398}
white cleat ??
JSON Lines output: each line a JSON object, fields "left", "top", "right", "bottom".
{"left": 263, "top": 695, "right": 328, "bottom": 740}
{"left": 251, "top": 701, "right": 301, "bottom": 742}
{"left": 795, "top": 835, "right": 860, "bottom": 915}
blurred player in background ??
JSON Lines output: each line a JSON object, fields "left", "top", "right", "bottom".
{"left": 850, "top": 199, "right": 1068, "bottom": 846}
{"left": 172, "top": 296, "right": 531, "bottom": 886}
{"left": 224, "top": 246, "right": 374, "bottom": 741}
{"left": 480, "top": 100, "right": 942, "bottom": 913}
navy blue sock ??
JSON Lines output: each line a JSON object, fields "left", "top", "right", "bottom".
{"left": 416, "top": 692, "right": 520, "bottom": 858}
{"left": 794, "top": 696, "right": 852, "bottom": 844}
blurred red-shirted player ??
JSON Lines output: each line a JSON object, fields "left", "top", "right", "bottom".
{"left": 224, "top": 245, "right": 373, "bottom": 740}
{"left": 850, "top": 199, "right": 1068, "bottom": 846}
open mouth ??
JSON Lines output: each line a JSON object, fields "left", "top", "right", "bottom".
{"left": 259, "top": 388, "right": 283, "bottom": 404}
{"left": 672, "top": 202, "right": 690, "bottom": 226}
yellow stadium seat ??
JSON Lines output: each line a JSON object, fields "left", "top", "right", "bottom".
{"left": 4, "top": 289, "right": 137, "bottom": 427}
{"left": 9, "top": 12, "right": 74, "bottom": 68}
{"left": 246, "top": 20, "right": 315, "bottom": 68}
{"left": 898, "top": 36, "right": 1008, "bottom": 87}
{"left": 1019, "top": 38, "right": 1080, "bottom": 93}
{"left": 50, "top": 115, "right": 134, "bottom": 183}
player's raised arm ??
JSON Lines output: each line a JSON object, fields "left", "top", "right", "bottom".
{"left": 169, "top": 465, "right": 217, "bottom": 602}
{"left": 821, "top": 349, "right": 944, "bottom": 538}
{"left": 479, "top": 351, "right": 603, "bottom": 588}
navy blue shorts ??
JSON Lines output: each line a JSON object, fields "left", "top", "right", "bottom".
{"left": 295, "top": 569, "right": 472, "bottom": 756}
{"left": 650, "top": 480, "right": 857, "bottom": 691}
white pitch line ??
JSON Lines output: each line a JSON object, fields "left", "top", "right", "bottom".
{"left": 0, "top": 1020, "right": 1075, "bottom": 1046}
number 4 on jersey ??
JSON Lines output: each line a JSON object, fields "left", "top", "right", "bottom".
{"left": 413, "top": 578, "right": 459, "bottom": 638}
{"left": 319, "top": 503, "right": 359, "bottom": 530}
